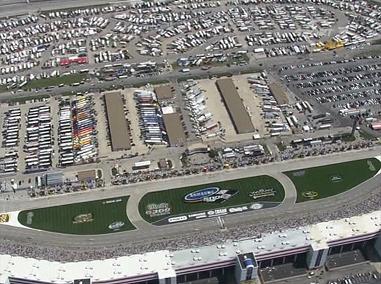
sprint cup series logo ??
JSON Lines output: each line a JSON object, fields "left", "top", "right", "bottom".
{"left": 249, "top": 188, "right": 276, "bottom": 200}
{"left": 184, "top": 187, "right": 238, "bottom": 203}
{"left": 146, "top": 203, "right": 171, "bottom": 217}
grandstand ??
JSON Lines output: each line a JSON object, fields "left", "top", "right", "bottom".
{"left": 1, "top": 210, "right": 381, "bottom": 284}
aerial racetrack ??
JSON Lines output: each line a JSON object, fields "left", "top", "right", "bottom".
{"left": 10, "top": 157, "right": 381, "bottom": 234}
{"left": 17, "top": 196, "right": 135, "bottom": 235}
{"left": 138, "top": 175, "right": 285, "bottom": 225}
{"left": 284, "top": 157, "right": 381, "bottom": 202}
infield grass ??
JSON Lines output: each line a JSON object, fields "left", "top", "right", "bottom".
{"left": 284, "top": 158, "right": 381, "bottom": 203}
{"left": 18, "top": 196, "right": 135, "bottom": 235}
{"left": 139, "top": 175, "right": 285, "bottom": 223}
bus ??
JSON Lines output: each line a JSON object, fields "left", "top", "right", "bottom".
{"left": 132, "top": 160, "right": 151, "bottom": 171}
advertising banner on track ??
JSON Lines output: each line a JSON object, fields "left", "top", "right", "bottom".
{"left": 152, "top": 201, "right": 280, "bottom": 225}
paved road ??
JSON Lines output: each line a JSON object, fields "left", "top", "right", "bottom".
{"left": 0, "top": 147, "right": 379, "bottom": 249}
{"left": 3, "top": 43, "right": 380, "bottom": 103}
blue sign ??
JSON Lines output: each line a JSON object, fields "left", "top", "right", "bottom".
{"left": 184, "top": 187, "right": 220, "bottom": 203}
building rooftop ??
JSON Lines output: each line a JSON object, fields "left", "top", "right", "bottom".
{"left": 163, "top": 112, "right": 186, "bottom": 147}
{"left": 268, "top": 82, "right": 289, "bottom": 105}
{"left": 215, "top": 78, "right": 255, "bottom": 134}
{"left": 104, "top": 92, "right": 131, "bottom": 151}
{"left": 154, "top": 84, "right": 175, "bottom": 101}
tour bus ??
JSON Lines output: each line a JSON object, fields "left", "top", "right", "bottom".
{"left": 27, "top": 119, "right": 39, "bottom": 125}
{"left": 60, "top": 146, "right": 73, "bottom": 152}
{"left": 28, "top": 108, "right": 39, "bottom": 113}
{"left": 61, "top": 151, "right": 74, "bottom": 157}
{"left": 26, "top": 161, "right": 39, "bottom": 167}
{"left": 61, "top": 152, "right": 74, "bottom": 158}
{"left": 61, "top": 157, "right": 74, "bottom": 163}
{"left": 4, "top": 142, "right": 17, "bottom": 147}
{"left": 61, "top": 159, "right": 74, "bottom": 166}
{"left": 39, "top": 106, "right": 50, "bottom": 111}
{"left": 60, "top": 130, "right": 72, "bottom": 135}
{"left": 60, "top": 142, "right": 73, "bottom": 149}
{"left": 39, "top": 156, "right": 52, "bottom": 163}
{"left": 27, "top": 137, "right": 39, "bottom": 143}
{"left": 6, "top": 125, "right": 19, "bottom": 131}
{"left": 39, "top": 162, "right": 51, "bottom": 168}
{"left": 77, "top": 122, "right": 93, "bottom": 130}
{"left": 39, "top": 137, "right": 51, "bottom": 143}
{"left": 59, "top": 122, "right": 72, "bottom": 128}
{"left": 39, "top": 149, "right": 53, "bottom": 155}
{"left": 39, "top": 130, "right": 51, "bottom": 136}
{"left": 27, "top": 111, "right": 39, "bottom": 117}
{"left": 3, "top": 159, "right": 17, "bottom": 166}
{"left": 59, "top": 130, "right": 72, "bottom": 136}
{"left": 26, "top": 126, "right": 40, "bottom": 132}
{"left": 39, "top": 145, "right": 52, "bottom": 151}
{"left": 6, "top": 132, "right": 18, "bottom": 138}
{"left": 9, "top": 108, "right": 21, "bottom": 114}
{"left": 59, "top": 129, "right": 72, "bottom": 135}
{"left": 5, "top": 152, "right": 17, "bottom": 158}
{"left": 60, "top": 118, "right": 71, "bottom": 123}
{"left": 60, "top": 135, "right": 72, "bottom": 140}
{"left": 60, "top": 139, "right": 72, "bottom": 146}
{"left": 39, "top": 117, "right": 51, "bottom": 123}
{"left": 5, "top": 138, "right": 18, "bottom": 144}
{"left": 76, "top": 118, "right": 92, "bottom": 125}
{"left": 76, "top": 145, "right": 94, "bottom": 153}
{"left": 27, "top": 133, "right": 39, "bottom": 139}
{"left": 59, "top": 117, "right": 71, "bottom": 123}
{"left": 25, "top": 156, "right": 38, "bottom": 162}
{"left": 76, "top": 151, "right": 95, "bottom": 160}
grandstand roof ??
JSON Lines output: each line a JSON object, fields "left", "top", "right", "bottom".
{"left": 0, "top": 251, "right": 173, "bottom": 283}
{"left": 0, "top": 210, "right": 380, "bottom": 283}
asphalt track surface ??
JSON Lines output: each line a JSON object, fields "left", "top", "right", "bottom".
{"left": 0, "top": 147, "right": 380, "bottom": 249}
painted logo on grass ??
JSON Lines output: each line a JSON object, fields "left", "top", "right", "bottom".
{"left": 249, "top": 188, "right": 276, "bottom": 200}
{"left": 184, "top": 187, "right": 237, "bottom": 203}
{"left": 302, "top": 191, "right": 319, "bottom": 199}
{"left": 72, "top": 213, "right": 94, "bottom": 224}
{"left": 108, "top": 221, "right": 125, "bottom": 230}
{"left": 330, "top": 175, "right": 343, "bottom": 183}
{"left": 250, "top": 203, "right": 264, "bottom": 210}
{"left": 367, "top": 160, "right": 376, "bottom": 171}
{"left": 26, "top": 212, "right": 34, "bottom": 225}
{"left": 146, "top": 203, "right": 171, "bottom": 217}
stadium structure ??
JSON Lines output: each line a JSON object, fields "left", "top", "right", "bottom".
{"left": 1, "top": 210, "right": 381, "bottom": 284}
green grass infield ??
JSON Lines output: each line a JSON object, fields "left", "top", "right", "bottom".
{"left": 18, "top": 196, "right": 135, "bottom": 235}
{"left": 284, "top": 158, "right": 381, "bottom": 203}
{"left": 139, "top": 175, "right": 285, "bottom": 224}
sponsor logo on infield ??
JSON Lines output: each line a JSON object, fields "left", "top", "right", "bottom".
{"left": 249, "top": 188, "right": 276, "bottom": 200}
{"left": 184, "top": 187, "right": 237, "bottom": 203}
{"left": 146, "top": 203, "right": 171, "bottom": 217}
{"left": 108, "top": 221, "right": 125, "bottom": 230}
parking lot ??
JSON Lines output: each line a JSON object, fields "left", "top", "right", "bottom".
{"left": 0, "top": 0, "right": 379, "bottom": 94}
{"left": 276, "top": 55, "right": 381, "bottom": 131}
